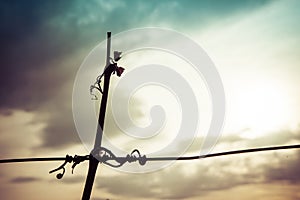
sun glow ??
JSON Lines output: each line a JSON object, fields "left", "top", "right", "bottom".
{"left": 231, "top": 80, "right": 293, "bottom": 138}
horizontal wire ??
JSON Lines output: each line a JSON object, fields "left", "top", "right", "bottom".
{"left": 0, "top": 144, "right": 299, "bottom": 164}
{"left": 146, "top": 144, "right": 300, "bottom": 161}
{"left": 0, "top": 157, "right": 68, "bottom": 163}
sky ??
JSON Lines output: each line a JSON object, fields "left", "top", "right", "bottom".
{"left": 0, "top": 0, "right": 300, "bottom": 199}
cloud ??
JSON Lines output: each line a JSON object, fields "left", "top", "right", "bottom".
{"left": 96, "top": 158, "right": 262, "bottom": 199}
{"left": 37, "top": 98, "right": 81, "bottom": 149}
{"left": 0, "top": 1, "right": 77, "bottom": 112}
{"left": 264, "top": 151, "right": 300, "bottom": 183}
{"left": 95, "top": 149, "right": 300, "bottom": 199}
{"left": 59, "top": 175, "right": 85, "bottom": 184}
{"left": 10, "top": 176, "right": 40, "bottom": 184}
{"left": 0, "top": 0, "right": 277, "bottom": 150}
{"left": 93, "top": 127, "right": 300, "bottom": 199}
{"left": 0, "top": 0, "right": 275, "bottom": 110}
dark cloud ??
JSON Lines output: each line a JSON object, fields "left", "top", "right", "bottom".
{"left": 10, "top": 176, "right": 40, "bottom": 184}
{"left": 0, "top": 0, "right": 278, "bottom": 150}
{"left": 59, "top": 175, "right": 85, "bottom": 184}
{"left": 0, "top": 0, "right": 86, "bottom": 148}
{"left": 39, "top": 107, "right": 80, "bottom": 148}
{"left": 265, "top": 151, "right": 300, "bottom": 183}
{"left": 93, "top": 198, "right": 112, "bottom": 200}
{"left": 0, "top": 1, "right": 76, "bottom": 111}
{"left": 0, "top": 0, "right": 273, "bottom": 111}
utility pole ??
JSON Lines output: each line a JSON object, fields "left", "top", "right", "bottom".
{"left": 82, "top": 32, "right": 114, "bottom": 200}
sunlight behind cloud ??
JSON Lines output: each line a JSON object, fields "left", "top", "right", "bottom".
{"left": 192, "top": 0, "right": 300, "bottom": 138}
{"left": 235, "top": 80, "right": 292, "bottom": 138}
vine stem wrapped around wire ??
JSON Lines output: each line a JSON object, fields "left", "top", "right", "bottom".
{"left": 91, "top": 147, "right": 147, "bottom": 168}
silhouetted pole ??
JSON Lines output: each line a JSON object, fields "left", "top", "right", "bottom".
{"left": 82, "top": 32, "right": 112, "bottom": 200}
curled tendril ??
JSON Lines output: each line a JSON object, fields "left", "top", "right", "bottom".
{"left": 90, "top": 73, "right": 104, "bottom": 100}
{"left": 129, "top": 149, "right": 147, "bottom": 165}
{"left": 90, "top": 55, "right": 125, "bottom": 100}
{"left": 49, "top": 155, "right": 89, "bottom": 179}
{"left": 91, "top": 147, "right": 147, "bottom": 168}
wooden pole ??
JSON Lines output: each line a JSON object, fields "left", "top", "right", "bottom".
{"left": 81, "top": 32, "right": 112, "bottom": 200}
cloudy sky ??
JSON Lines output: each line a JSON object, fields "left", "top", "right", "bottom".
{"left": 0, "top": 0, "right": 300, "bottom": 199}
